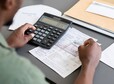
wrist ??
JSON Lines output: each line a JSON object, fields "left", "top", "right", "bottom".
{"left": 7, "top": 39, "right": 15, "bottom": 48}
{"left": 82, "top": 61, "right": 98, "bottom": 70}
{"left": 81, "top": 65, "right": 96, "bottom": 75}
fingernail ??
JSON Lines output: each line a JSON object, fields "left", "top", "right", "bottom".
{"left": 31, "top": 33, "right": 35, "bottom": 37}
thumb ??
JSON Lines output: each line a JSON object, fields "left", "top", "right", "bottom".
{"left": 25, "top": 33, "right": 35, "bottom": 42}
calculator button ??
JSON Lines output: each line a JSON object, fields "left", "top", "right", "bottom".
{"left": 49, "top": 26, "right": 53, "bottom": 29}
{"left": 37, "top": 28, "right": 41, "bottom": 31}
{"left": 55, "top": 28, "right": 58, "bottom": 31}
{"left": 43, "top": 27, "right": 47, "bottom": 30}
{"left": 35, "top": 35, "right": 40, "bottom": 38}
{"left": 33, "top": 37, "right": 37, "bottom": 41}
{"left": 34, "top": 24, "right": 38, "bottom": 27}
{"left": 51, "top": 37, "right": 56, "bottom": 41}
{"left": 40, "top": 36, "right": 44, "bottom": 40}
{"left": 57, "top": 32, "right": 61, "bottom": 35}
{"left": 37, "top": 39, "right": 42, "bottom": 43}
{"left": 52, "top": 31, "right": 56, "bottom": 34}
{"left": 59, "top": 30, "right": 63, "bottom": 33}
{"left": 50, "top": 33, "right": 54, "bottom": 36}
{"left": 45, "top": 31, "right": 49, "bottom": 34}
{"left": 42, "top": 39, "right": 49, "bottom": 44}
{"left": 39, "top": 25, "right": 43, "bottom": 28}
{"left": 42, "top": 34, "right": 47, "bottom": 37}
{"left": 47, "top": 29, "right": 51, "bottom": 32}
{"left": 41, "top": 30, "right": 45, "bottom": 33}
{"left": 47, "top": 36, "right": 51, "bottom": 39}
{"left": 54, "top": 35, "right": 59, "bottom": 38}
{"left": 47, "top": 43, "right": 51, "bottom": 46}
{"left": 49, "top": 40, "right": 54, "bottom": 44}
{"left": 34, "top": 31, "right": 38, "bottom": 34}
{"left": 38, "top": 32, "right": 42, "bottom": 35}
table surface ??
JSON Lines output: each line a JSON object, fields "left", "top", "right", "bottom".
{"left": 1, "top": 0, "right": 114, "bottom": 84}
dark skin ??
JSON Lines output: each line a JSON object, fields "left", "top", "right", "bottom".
{"left": 0, "top": 0, "right": 102, "bottom": 84}
{"left": 75, "top": 38, "right": 101, "bottom": 84}
{"left": 7, "top": 23, "right": 35, "bottom": 48}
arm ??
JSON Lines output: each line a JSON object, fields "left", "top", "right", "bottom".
{"left": 75, "top": 38, "right": 102, "bottom": 84}
{"left": 7, "top": 23, "right": 35, "bottom": 48}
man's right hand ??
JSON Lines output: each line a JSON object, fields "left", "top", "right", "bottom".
{"left": 75, "top": 38, "right": 102, "bottom": 84}
{"left": 78, "top": 38, "right": 102, "bottom": 69}
{"left": 7, "top": 23, "right": 35, "bottom": 48}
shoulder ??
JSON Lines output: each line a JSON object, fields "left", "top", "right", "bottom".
{"left": 0, "top": 33, "right": 48, "bottom": 84}
{"left": 0, "top": 52, "right": 48, "bottom": 84}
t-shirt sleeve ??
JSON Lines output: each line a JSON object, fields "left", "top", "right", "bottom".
{"left": 0, "top": 50, "right": 49, "bottom": 84}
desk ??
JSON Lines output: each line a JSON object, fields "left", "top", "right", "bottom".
{"left": 1, "top": 0, "right": 114, "bottom": 84}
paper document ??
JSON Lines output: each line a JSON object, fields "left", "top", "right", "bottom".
{"left": 9, "top": 5, "right": 62, "bottom": 30}
{"left": 29, "top": 27, "right": 97, "bottom": 78}
{"left": 101, "top": 43, "right": 114, "bottom": 69}
{"left": 65, "top": 0, "right": 114, "bottom": 35}
{"left": 87, "top": 1, "right": 114, "bottom": 19}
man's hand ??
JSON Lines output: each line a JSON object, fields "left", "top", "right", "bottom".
{"left": 75, "top": 38, "right": 102, "bottom": 84}
{"left": 78, "top": 38, "right": 101, "bottom": 69}
{"left": 7, "top": 23, "right": 36, "bottom": 48}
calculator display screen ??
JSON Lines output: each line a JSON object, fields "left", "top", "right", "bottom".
{"left": 39, "top": 16, "right": 69, "bottom": 29}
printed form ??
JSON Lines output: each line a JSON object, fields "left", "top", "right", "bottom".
{"left": 29, "top": 28, "right": 97, "bottom": 78}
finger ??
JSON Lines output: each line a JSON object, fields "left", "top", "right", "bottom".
{"left": 20, "top": 23, "right": 36, "bottom": 31}
{"left": 25, "top": 33, "right": 35, "bottom": 42}
{"left": 78, "top": 45, "right": 84, "bottom": 51}
{"left": 30, "top": 33, "right": 35, "bottom": 38}
{"left": 84, "top": 38, "right": 95, "bottom": 46}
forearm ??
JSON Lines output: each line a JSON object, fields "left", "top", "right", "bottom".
{"left": 74, "top": 65, "right": 96, "bottom": 84}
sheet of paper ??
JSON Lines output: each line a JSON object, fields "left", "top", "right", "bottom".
{"left": 29, "top": 46, "right": 81, "bottom": 78}
{"left": 9, "top": 5, "right": 62, "bottom": 30}
{"left": 87, "top": 1, "right": 114, "bottom": 19}
{"left": 100, "top": 43, "right": 114, "bottom": 69}
{"left": 29, "top": 27, "right": 98, "bottom": 78}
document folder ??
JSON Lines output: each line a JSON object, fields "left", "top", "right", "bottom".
{"left": 65, "top": 0, "right": 114, "bottom": 33}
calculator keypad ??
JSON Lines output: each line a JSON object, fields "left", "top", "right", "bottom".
{"left": 31, "top": 22, "right": 64, "bottom": 49}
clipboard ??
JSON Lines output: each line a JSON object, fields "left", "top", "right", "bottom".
{"left": 64, "top": 0, "right": 114, "bottom": 33}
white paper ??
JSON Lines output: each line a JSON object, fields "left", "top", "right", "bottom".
{"left": 100, "top": 43, "right": 114, "bottom": 69}
{"left": 87, "top": 1, "right": 114, "bottom": 19}
{"left": 9, "top": 5, "right": 62, "bottom": 30}
{"left": 29, "top": 27, "right": 98, "bottom": 78}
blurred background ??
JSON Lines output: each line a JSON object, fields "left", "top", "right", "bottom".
{"left": 1, "top": 0, "right": 78, "bottom": 38}
{"left": 22, "top": 0, "right": 78, "bottom": 12}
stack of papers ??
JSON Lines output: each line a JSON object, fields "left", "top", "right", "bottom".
{"left": 9, "top": 5, "right": 62, "bottom": 30}
{"left": 64, "top": 0, "right": 114, "bottom": 38}
{"left": 29, "top": 28, "right": 97, "bottom": 78}
{"left": 87, "top": 1, "right": 114, "bottom": 19}
{"left": 101, "top": 43, "right": 114, "bottom": 69}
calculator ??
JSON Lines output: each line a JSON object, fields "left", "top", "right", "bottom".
{"left": 30, "top": 13, "right": 72, "bottom": 49}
